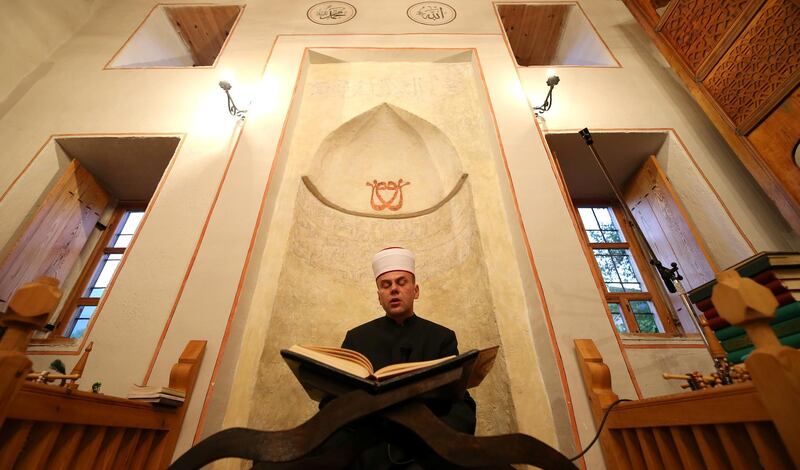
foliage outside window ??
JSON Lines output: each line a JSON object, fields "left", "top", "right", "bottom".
{"left": 577, "top": 206, "right": 674, "bottom": 335}
{"left": 55, "top": 205, "right": 145, "bottom": 339}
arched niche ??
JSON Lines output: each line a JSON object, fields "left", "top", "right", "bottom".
{"left": 248, "top": 103, "right": 517, "bottom": 435}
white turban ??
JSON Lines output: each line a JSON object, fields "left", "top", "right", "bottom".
{"left": 372, "top": 247, "right": 415, "bottom": 279}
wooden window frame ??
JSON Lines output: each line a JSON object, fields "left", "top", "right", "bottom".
{"left": 574, "top": 201, "right": 678, "bottom": 336}
{"left": 51, "top": 202, "right": 146, "bottom": 338}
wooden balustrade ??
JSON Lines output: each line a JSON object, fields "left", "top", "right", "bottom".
{"left": 576, "top": 270, "right": 800, "bottom": 469}
{"left": 0, "top": 278, "right": 206, "bottom": 469}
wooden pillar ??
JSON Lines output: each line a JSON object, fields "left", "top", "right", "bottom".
{"left": 0, "top": 277, "right": 61, "bottom": 427}
{"left": 712, "top": 269, "right": 800, "bottom": 467}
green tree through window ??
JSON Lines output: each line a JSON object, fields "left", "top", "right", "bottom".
{"left": 577, "top": 206, "right": 670, "bottom": 335}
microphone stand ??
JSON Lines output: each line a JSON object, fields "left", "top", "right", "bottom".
{"left": 578, "top": 128, "right": 731, "bottom": 384}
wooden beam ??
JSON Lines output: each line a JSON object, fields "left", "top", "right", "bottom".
{"left": 165, "top": 6, "right": 242, "bottom": 66}
{"left": 498, "top": 4, "right": 569, "bottom": 66}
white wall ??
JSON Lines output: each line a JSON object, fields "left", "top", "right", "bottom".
{"left": 0, "top": 0, "right": 108, "bottom": 108}
{"left": 552, "top": 4, "right": 616, "bottom": 66}
{"left": 109, "top": 7, "right": 194, "bottom": 68}
{"left": 1, "top": 1, "right": 798, "bottom": 468}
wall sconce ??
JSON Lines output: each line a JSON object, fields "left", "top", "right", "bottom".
{"left": 219, "top": 80, "right": 248, "bottom": 119}
{"left": 533, "top": 71, "right": 560, "bottom": 115}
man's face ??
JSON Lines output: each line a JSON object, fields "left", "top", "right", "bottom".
{"left": 376, "top": 270, "right": 419, "bottom": 320}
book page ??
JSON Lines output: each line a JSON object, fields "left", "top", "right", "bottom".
{"left": 289, "top": 345, "right": 371, "bottom": 378}
{"left": 299, "top": 345, "right": 374, "bottom": 373}
{"left": 128, "top": 385, "right": 186, "bottom": 398}
{"left": 373, "top": 355, "right": 455, "bottom": 380}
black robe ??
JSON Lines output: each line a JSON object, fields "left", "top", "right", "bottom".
{"left": 314, "top": 315, "right": 476, "bottom": 468}
{"left": 341, "top": 314, "right": 477, "bottom": 434}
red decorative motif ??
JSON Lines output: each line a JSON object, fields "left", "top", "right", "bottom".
{"left": 661, "top": 0, "right": 751, "bottom": 72}
{"left": 703, "top": 0, "right": 800, "bottom": 129}
{"left": 366, "top": 179, "right": 410, "bottom": 211}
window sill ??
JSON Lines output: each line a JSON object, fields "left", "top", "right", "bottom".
{"left": 30, "top": 337, "right": 75, "bottom": 345}
{"left": 27, "top": 337, "right": 82, "bottom": 353}
{"left": 620, "top": 334, "right": 706, "bottom": 348}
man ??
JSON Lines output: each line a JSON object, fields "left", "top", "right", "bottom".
{"left": 338, "top": 247, "right": 476, "bottom": 468}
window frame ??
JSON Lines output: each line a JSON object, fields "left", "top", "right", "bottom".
{"left": 52, "top": 201, "right": 146, "bottom": 338}
{"left": 574, "top": 201, "right": 677, "bottom": 336}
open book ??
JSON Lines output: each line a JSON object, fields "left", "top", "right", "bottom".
{"left": 127, "top": 385, "right": 186, "bottom": 399}
{"left": 288, "top": 344, "right": 458, "bottom": 381}
{"left": 127, "top": 385, "right": 186, "bottom": 407}
{"left": 284, "top": 344, "right": 499, "bottom": 399}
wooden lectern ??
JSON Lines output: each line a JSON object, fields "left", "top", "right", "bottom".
{"left": 170, "top": 349, "right": 576, "bottom": 469}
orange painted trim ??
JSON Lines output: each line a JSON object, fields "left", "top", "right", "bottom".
{"left": 25, "top": 132, "right": 187, "bottom": 355}
{"left": 103, "top": 3, "right": 247, "bottom": 70}
{"left": 471, "top": 50, "right": 585, "bottom": 466}
{"left": 535, "top": 125, "right": 645, "bottom": 401}
{"left": 573, "top": 1, "right": 622, "bottom": 68}
{"left": 192, "top": 36, "right": 293, "bottom": 444}
{"left": 103, "top": 3, "right": 160, "bottom": 69}
{"left": 0, "top": 132, "right": 183, "bottom": 205}
{"left": 623, "top": 343, "right": 707, "bottom": 349}
{"left": 544, "top": 127, "right": 757, "bottom": 254}
{"left": 491, "top": 1, "right": 622, "bottom": 69}
{"left": 669, "top": 131, "right": 757, "bottom": 254}
{"left": 141, "top": 125, "right": 245, "bottom": 384}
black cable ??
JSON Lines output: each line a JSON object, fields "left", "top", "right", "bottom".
{"left": 569, "top": 398, "right": 632, "bottom": 462}
{"left": 386, "top": 443, "right": 415, "bottom": 465}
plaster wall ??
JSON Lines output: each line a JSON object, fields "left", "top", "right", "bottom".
{"left": 625, "top": 347, "right": 713, "bottom": 397}
{"left": 0, "top": 0, "right": 797, "bottom": 468}
{"left": 552, "top": 5, "right": 616, "bottom": 66}
{"left": 0, "top": 0, "right": 107, "bottom": 106}
{"left": 223, "top": 56, "right": 554, "bottom": 440}
{"left": 109, "top": 7, "right": 194, "bottom": 68}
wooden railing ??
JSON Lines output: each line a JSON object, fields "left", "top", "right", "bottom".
{"left": 576, "top": 270, "right": 800, "bottom": 469}
{"left": 0, "top": 277, "right": 206, "bottom": 469}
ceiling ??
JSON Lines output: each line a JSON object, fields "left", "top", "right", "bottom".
{"left": 56, "top": 136, "right": 180, "bottom": 201}
{"left": 165, "top": 5, "right": 242, "bottom": 66}
{"left": 545, "top": 131, "right": 668, "bottom": 200}
{"left": 497, "top": 4, "right": 569, "bottom": 66}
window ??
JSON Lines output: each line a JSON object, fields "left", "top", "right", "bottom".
{"left": 54, "top": 204, "right": 145, "bottom": 339}
{"left": 576, "top": 205, "right": 675, "bottom": 335}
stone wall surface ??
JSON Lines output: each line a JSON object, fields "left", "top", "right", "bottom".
{"left": 240, "top": 58, "right": 535, "bottom": 437}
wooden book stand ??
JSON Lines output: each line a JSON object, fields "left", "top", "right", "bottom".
{"left": 170, "top": 350, "right": 576, "bottom": 469}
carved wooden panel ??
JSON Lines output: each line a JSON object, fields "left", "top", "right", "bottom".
{"left": 747, "top": 86, "right": 800, "bottom": 206}
{"left": 702, "top": 0, "right": 800, "bottom": 131}
{"left": 660, "top": 0, "right": 751, "bottom": 73}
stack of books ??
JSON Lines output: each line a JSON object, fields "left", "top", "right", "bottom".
{"left": 688, "top": 252, "right": 800, "bottom": 364}
{"left": 126, "top": 385, "right": 186, "bottom": 407}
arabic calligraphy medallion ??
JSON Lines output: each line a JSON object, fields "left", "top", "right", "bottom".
{"left": 307, "top": 2, "right": 356, "bottom": 25}
{"left": 407, "top": 2, "right": 456, "bottom": 26}
{"left": 366, "top": 179, "right": 411, "bottom": 211}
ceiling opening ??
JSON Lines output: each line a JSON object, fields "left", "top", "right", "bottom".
{"left": 545, "top": 131, "right": 668, "bottom": 200}
{"left": 55, "top": 136, "right": 180, "bottom": 201}
{"left": 497, "top": 3, "right": 617, "bottom": 67}
{"left": 108, "top": 5, "right": 242, "bottom": 68}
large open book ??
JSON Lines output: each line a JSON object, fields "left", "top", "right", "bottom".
{"left": 282, "top": 345, "right": 499, "bottom": 399}
{"left": 287, "top": 345, "right": 459, "bottom": 381}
